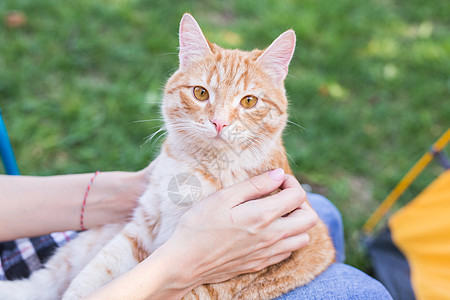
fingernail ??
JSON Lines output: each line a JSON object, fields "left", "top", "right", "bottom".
{"left": 269, "top": 168, "right": 284, "bottom": 181}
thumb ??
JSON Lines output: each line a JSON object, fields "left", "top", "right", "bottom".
{"left": 223, "top": 168, "right": 285, "bottom": 207}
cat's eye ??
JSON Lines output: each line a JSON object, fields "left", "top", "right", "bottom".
{"left": 240, "top": 95, "right": 258, "bottom": 109}
{"left": 193, "top": 86, "right": 209, "bottom": 101}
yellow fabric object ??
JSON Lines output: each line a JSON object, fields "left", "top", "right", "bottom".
{"left": 364, "top": 129, "right": 450, "bottom": 235}
{"left": 390, "top": 170, "right": 450, "bottom": 300}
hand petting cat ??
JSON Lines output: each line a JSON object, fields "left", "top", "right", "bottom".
{"left": 85, "top": 169, "right": 316, "bottom": 300}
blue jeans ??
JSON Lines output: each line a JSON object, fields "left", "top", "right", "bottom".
{"left": 276, "top": 194, "right": 392, "bottom": 299}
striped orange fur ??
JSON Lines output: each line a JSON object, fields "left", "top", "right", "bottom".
{"left": 163, "top": 14, "right": 335, "bottom": 299}
{"left": 0, "top": 13, "right": 334, "bottom": 300}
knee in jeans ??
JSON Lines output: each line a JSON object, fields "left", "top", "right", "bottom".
{"left": 307, "top": 193, "right": 343, "bottom": 227}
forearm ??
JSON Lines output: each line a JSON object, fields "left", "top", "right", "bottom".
{"left": 85, "top": 243, "right": 196, "bottom": 300}
{"left": 0, "top": 171, "right": 144, "bottom": 241}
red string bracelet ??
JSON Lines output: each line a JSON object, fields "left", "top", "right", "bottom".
{"left": 80, "top": 170, "right": 101, "bottom": 231}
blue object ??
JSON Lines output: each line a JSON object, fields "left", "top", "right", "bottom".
{"left": 0, "top": 108, "right": 20, "bottom": 175}
{"left": 366, "top": 227, "right": 414, "bottom": 300}
{"left": 308, "top": 193, "right": 346, "bottom": 263}
{"left": 276, "top": 194, "right": 393, "bottom": 299}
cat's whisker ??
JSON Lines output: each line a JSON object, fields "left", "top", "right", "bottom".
{"left": 247, "top": 143, "right": 264, "bottom": 159}
{"left": 149, "top": 124, "right": 165, "bottom": 130}
{"left": 145, "top": 100, "right": 162, "bottom": 105}
{"left": 168, "top": 125, "right": 196, "bottom": 135}
{"left": 287, "top": 120, "right": 305, "bottom": 130}
{"left": 254, "top": 132, "right": 298, "bottom": 167}
{"left": 253, "top": 132, "right": 276, "bottom": 146}
{"left": 129, "top": 119, "right": 165, "bottom": 126}
{"left": 163, "top": 67, "right": 180, "bottom": 78}
{"left": 243, "top": 138, "right": 266, "bottom": 160}
{"left": 158, "top": 52, "right": 178, "bottom": 57}
{"left": 286, "top": 73, "right": 298, "bottom": 80}
{"left": 142, "top": 125, "right": 167, "bottom": 149}
{"left": 148, "top": 132, "right": 168, "bottom": 153}
{"left": 132, "top": 120, "right": 160, "bottom": 124}
{"left": 285, "top": 151, "right": 298, "bottom": 167}
{"left": 144, "top": 128, "right": 164, "bottom": 143}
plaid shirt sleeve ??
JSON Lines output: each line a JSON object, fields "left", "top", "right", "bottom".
{"left": 0, "top": 231, "right": 78, "bottom": 280}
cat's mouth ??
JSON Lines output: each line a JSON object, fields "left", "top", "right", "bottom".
{"left": 204, "top": 130, "right": 234, "bottom": 147}
{"left": 204, "top": 126, "right": 227, "bottom": 141}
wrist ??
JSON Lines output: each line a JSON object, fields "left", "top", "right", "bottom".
{"left": 137, "top": 242, "right": 198, "bottom": 299}
{"left": 158, "top": 242, "right": 200, "bottom": 289}
{"left": 83, "top": 171, "right": 145, "bottom": 228}
{"left": 85, "top": 245, "right": 193, "bottom": 300}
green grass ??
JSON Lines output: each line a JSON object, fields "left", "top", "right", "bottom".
{"left": 1, "top": 0, "right": 449, "bottom": 272}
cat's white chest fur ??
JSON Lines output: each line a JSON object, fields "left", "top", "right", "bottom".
{"left": 138, "top": 147, "right": 253, "bottom": 251}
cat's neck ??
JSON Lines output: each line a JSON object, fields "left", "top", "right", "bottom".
{"left": 163, "top": 134, "right": 291, "bottom": 189}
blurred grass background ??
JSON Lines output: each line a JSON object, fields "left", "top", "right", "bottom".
{"left": 1, "top": 0, "right": 448, "bottom": 272}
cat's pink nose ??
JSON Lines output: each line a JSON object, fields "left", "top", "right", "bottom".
{"left": 211, "top": 119, "right": 229, "bottom": 134}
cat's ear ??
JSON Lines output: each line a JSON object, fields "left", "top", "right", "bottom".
{"left": 179, "top": 13, "right": 212, "bottom": 70}
{"left": 256, "top": 30, "right": 296, "bottom": 84}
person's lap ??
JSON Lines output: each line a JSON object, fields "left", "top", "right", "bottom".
{"left": 275, "top": 193, "right": 392, "bottom": 299}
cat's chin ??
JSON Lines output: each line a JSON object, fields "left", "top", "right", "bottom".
{"left": 198, "top": 131, "right": 227, "bottom": 142}
{"left": 206, "top": 135, "right": 231, "bottom": 146}
{"left": 195, "top": 134, "right": 239, "bottom": 151}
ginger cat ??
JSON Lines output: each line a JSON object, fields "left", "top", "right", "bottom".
{"left": 0, "top": 14, "right": 335, "bottom": 299}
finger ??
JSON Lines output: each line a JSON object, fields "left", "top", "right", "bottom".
{"left": 299, "top": 197, "right": 314, "bottom": 211}
{"left": 268, "top": 208, "right": 318, "bottom": 240}
{"left": 262, "top": 251, "right": 293, "bottom": 269}
{"left": 271, "top": 233, "right": 311, "bottom": 254}
{"left": 235, "top": 178, "right": 307, "bottom": 227}
{"left": 250, "top": 208, "right": 316, "bottom": 250}
{"left": 246, "top": 231, "right": 310, "bottom": 263}
{"left": 210, "top": 251, "right": 293, "bottom": 281}
{"left": 252, "top": 251, "right": 293, "bottom": 272}
{"left": 268, "top": 179, "right": 307, "bottom": 217}
{"left": 280, "top": 173, "right": 303, "bottom": 191}
{"left": 223, "top": 168, "right": 286, "bottom": 207}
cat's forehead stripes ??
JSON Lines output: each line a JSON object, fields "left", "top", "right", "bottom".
{"left": 204, "top": 49, "right": 258, "bottom": 94}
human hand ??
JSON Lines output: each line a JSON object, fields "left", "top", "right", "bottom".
{"left": 84, "top": 163, "right": 154, "bottom": 228}
{"left": 157, "top": 168, "right": 318, "bottom": 290}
